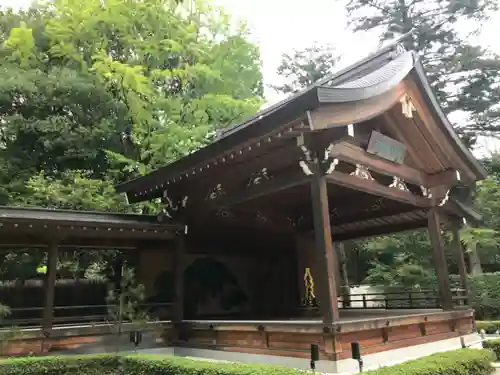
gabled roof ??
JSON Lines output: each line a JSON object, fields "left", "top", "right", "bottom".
{"left": 116, "top": 41, "right": 487, "bottom": 201}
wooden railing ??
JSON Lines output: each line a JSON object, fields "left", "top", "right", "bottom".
{"left": 1, "top": 302, "right": 173, "bottom": 327}
{"left": 339, "top": 288, "right": 468, "bottom": 309}
{"left": 0, "top": 289, "right": 470, "bottom": 327}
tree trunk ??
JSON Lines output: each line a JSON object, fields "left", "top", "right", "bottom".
{"left": 338, "top": 243, "right": 350, "bottom": 307}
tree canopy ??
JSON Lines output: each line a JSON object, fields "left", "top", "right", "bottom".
{"left": 344, "top": 0, "right": 500, "bottom": 145}
{"left": 0, "top": 0, "right": 264, "bottom": 280}
{"left": 0, "top": 0, "right": 264, "bottom": 212}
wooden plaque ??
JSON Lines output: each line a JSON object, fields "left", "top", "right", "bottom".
{"left": 366, "top": 131, "right": 406, "bottom": 164}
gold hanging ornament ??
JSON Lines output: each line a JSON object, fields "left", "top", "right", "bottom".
{"left": 302, "top": 267, "right": 317, "bottom": 308}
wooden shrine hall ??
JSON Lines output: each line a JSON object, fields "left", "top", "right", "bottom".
{"left": 113, "top": 42, "right": 486, "bottom": 371}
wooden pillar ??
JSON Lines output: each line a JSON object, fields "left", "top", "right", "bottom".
{"left": 42, "top": 242, "right": 58, "bottom": 332}
{"left": 172, "top": 232, "right": 185, "bottom": 322}
{"left": 450, "top": 222, "right": 469, "bottom": 294}
{"left": 310, "top": 175, "right": 339, "bottom": 323}
{"left": 427, "top": 208, "right": 453, "bottom": 310}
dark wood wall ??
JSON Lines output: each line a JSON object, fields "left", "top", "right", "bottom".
{"left": 136, "top": 229, "right": 300, "bottom": 320}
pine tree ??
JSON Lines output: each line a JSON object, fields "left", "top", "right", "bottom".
{"left": 345, "top": 0, "right": 500, "bottom": 145}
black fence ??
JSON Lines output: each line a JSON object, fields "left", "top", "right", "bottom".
{"left": 340, "top": 288, "right": 468, "bottom": 309}
{"left": 0, "top": 279, "right": 172, "bottom": 327}
{"left": 0, "top": 279, "right": 107, "bottom": 309}
{"left": 2, "top": 302, "right": 173, "bottom": 327}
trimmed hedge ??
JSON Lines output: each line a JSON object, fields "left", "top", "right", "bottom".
{"left": 0, "top": 349, "right": 495, "bottom": 375}
{"left": 477, "top": 321, "right": 500, "bottom": 334}
{"left": 365, "top": 349, "right": 494, "bottom": 375}
{"left": 0, "top": 354, "right": 305, "bottom": 375}
{"left": 483, "top": 338, "right": 500, "bottom": 361}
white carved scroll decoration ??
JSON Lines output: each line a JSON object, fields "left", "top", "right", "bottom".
{"left": 400, "top": 94, "right": 416, "bottom": 119}
{"left": 247, "top": 168, "right": 270, "bottom": 186}
{"left": 389, "top": 176, "right": 409, "bottom": 192}
{"left": 350, "top": 164, "right": 374, "bottom": 180}
{"left": 420, "top": 186, "right": 432, "bottom": 198}
{"left": 325, "top": 158, "right": 339, "bottom": 174}
{"left": 206, "top": 184, "right": 224, "bottom": 200}
{"left": 438, "top": 189, "right": 451, "bottom": 207}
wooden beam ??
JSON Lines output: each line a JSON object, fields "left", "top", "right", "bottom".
{"left": 210, "top": 171, "right": 310, "bottom": 208}
{"left": 42, "top": 241, "right": 58, "bottom": 333}
{"left": 332, "top": 217, "right": 428, "bottom": 241}
{"left": 0, "top": 234, "right": 172, "bottom": 250}
{"left": 329, "top": 142, "right": 458, "bottom": 188}
{"left": 325, "top": 172, "right": 431, "bottom": 208}
{"left": 310, "top": 176, "right": 339, "bottom": 324}
{"left": 427, "top": 208, "right": 453, "bottom": 310}
{"left": 426, "top": 169, "right": 458, "bottom": 188}
{"left": 173, "top": 233, "right": 185, "bottom": 322}
{"left": 450, "top": 222, "right": 469, "bottom": 294}
{"left": 308, "top": 84, "right": 405, "bottom": 129}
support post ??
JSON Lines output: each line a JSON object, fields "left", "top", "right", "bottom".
{"left": 173, "top": 232, "right": 185, "bottom": 322}
{"left": 42, "top": 242, "right": 58, "bottom": 333}
{"left": 450, "top": 222, "right": 469, "bottom": 298}
{"left": 427, "top": 208, "right": 453, "bottom": 310}
{"left": 310, "top": 175, "right": 340, "bottom": 323}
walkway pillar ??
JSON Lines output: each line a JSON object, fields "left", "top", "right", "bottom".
{"left": 427, "top": 208, "right": 453, "bottom": 310}
{"left": 42, "top": 241, "right": 58, "bottom": 333}
{"left": 172, "top": 230, "right": 185, "bottom": 322}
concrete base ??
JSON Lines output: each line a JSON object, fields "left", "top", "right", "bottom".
{"left": 131, "top": 333, "right": 481, "bottom": 374}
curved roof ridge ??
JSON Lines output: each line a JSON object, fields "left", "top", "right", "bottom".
{"left": 217, "top": 42, "right": 407, "bottom": 140}
{"left": 316, "top": 51, "right": 414, "bottom": 103}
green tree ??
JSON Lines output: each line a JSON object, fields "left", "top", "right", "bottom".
{"left": 1, "top": 0, "right": 263, "bottom": 206}
{"left": 361, "top": 230, "right": 437, "bottom": 288}
{"left": 0, "top": 0, "right": 264, "bottom": 279}
{"left": 344, "top": 0, "right": 500, "bottom": 144}
{"left": 273, "top": 43, "right": 339, "bottom": 94}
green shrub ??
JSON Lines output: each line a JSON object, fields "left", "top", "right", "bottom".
{"left": 469, "top": 272, "right": 500, "bottom": 319}
{"left": 365, "top": 349, "right": 494, "bottom": 375}
{"left": 483, "top": 338, "right": 500, "bottom": 361}
{"left": 476, "top": 321, "right": 500, "bottom": 334}
{"left": 0, "top": 354, "right": 305, "bottom": 375}
{"left": 0, "top": 349, "right": 494, "bottom": 375}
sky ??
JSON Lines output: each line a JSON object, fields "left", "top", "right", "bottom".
{"left": 3, "top": 0, "right": 500, "bottom": 155}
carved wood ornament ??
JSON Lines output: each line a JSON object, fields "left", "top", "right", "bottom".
{"left": 158, "top": 190, "right": 188, "bottom": 221}
{"left": 351, "top": 164, "right": 374, "bottom": 180}
{"left": 400, "top": 94, "right": 416, "bottom": 119}
{"left": 389, "top": 176, "right": 409, "bottom": 192}
{"left": 247, "top": 168, "right": 270, "bottom": 187}
{"left": 206, "top": 184, "right": 225, "bottom": 200}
